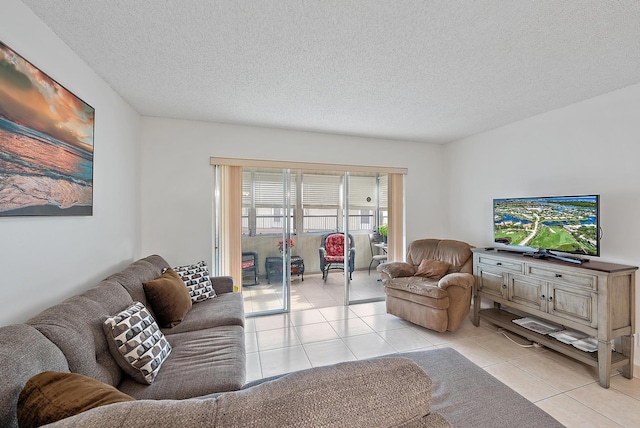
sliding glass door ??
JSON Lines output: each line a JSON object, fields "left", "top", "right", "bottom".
{"left": 239, "top": 167, "right": 293, "bottom": 315}
{"left": 212, "top": 157, "right": 405, "bottom": 317}
{"left": 345, "top": 172, "right": 387, "bottom": 305}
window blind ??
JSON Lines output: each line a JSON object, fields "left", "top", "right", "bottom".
{"left": 302, "top": 173, "right": 341, "bottom": 208}
{"left": 242, "top": 170, "right": 295, "bottom": 208}
{"left": 349, "top": 175, "right": 377, "bottom": 210}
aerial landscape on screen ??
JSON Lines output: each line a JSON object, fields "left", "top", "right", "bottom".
{"left": 0, "top": 41, "right": 94, "bottom": 216}
{"left": 493, "top": 196, "right": 599, "bottom": 255}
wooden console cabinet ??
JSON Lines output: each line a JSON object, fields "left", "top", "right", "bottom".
{"left": 472, "top": 248, "right": 637, "bottom": 388}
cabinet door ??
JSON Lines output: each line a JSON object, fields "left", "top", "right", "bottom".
{"left": 477, "top": 267, "right": 506, "bottom": 301}
{"left": 509, "top": 274, "right": 546, "bottom": 311}
{"left": 548, "top": 283, "right": 597, "bottom": 327}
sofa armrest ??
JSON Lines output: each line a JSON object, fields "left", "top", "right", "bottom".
{"left": 377, "top": 261, "right": 416, "bottom": 279}
{"left": 437, "top": 272, "right": 475, "bottom": 290}
{"left": 49, "top": 358, "right": 432, "bottom": 428}
{"left": 214, "top": 357, "right": 431, "bottom": 427}
{"left": 210, "top": 276, "right": 234, "bottom": 294}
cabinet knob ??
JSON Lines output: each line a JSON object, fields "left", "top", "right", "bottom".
{"left": 496, "top": 262, "right": 502, "bottom": 266}
{"left": 502, "top": 284, "right": 507, "bottom": 289}
{"left": 548, "top": 296, "right": 553, "bottom": 301}
{"left": 541, "top": 294, "right": 546, "bottom": 300}
{"left": 555, "top": 273, "right": 562, "bottom": 278}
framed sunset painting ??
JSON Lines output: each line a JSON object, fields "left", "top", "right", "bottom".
{"left": 0, "top": 40, "right": 94, "bottom": 216}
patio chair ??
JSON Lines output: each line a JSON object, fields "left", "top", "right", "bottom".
{"left": 319, "top": 232, "right": 355, "bottom": 282}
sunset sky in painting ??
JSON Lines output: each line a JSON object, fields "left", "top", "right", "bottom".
{"left": 0, "top": 41, "right": 94, "bottom": 153}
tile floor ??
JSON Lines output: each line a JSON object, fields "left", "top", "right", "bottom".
{"left": 245, "top": 300, "right": 640, "bottom": 428}
{"left": 243, "top": 269, "right": 385, "bottom": 314}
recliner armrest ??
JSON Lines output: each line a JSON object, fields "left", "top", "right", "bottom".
{"left": 377, "top": 262, "right": 416, "bottom": 279}
{"left": 437, "top": 272, "right": 475, "bottom": 290}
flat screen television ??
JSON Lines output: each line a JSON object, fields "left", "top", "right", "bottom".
{"left": 493, "top": 195, "right": 600, "bottom": 263}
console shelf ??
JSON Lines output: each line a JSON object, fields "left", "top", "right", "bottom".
{"left": 479, "top": 308, "right": 627, "bottom": 369}
{"left": 472, "top": 248, "right": 637, "bottom": 388}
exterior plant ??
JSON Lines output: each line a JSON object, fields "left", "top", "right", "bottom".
{"left": 278, "top": 238, "right": 295, "bottom": 254}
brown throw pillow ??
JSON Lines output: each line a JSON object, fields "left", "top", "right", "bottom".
{"left": 143, "top": 268, "right": 193, "bottom": 328}
{"left": 17, "top": 371, "right": 134, "bottom": 427}
{"left": 414, "top": 259, "right": 451, "bottom": 279}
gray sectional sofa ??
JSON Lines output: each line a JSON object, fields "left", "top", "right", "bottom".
{"left": 0, "top": 255, "right": 449, "bottom": 427}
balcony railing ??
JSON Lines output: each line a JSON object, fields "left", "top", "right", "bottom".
{"left": 242, "top": 214, "right": 375, "bottom": 235}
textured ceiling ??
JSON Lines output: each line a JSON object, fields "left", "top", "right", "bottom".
{"left": 21, "top": 0, "right": 640, "bottom": 144}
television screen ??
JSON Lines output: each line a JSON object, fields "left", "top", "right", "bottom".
{"left": 493, "top": 195, "right": 600, "bottom": 256}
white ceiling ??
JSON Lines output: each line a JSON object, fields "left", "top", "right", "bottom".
{"left": 21, "top": 0, "right": 640, "bottom": 144}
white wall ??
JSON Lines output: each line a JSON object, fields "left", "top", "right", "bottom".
{"left": 140, "top": 117, "right": 446, "bottom": 266}
{"left": 0, "top": 1, "right": 142, "bottom": 326}
{"left": 444, "top": 82, "right": 640, "bottom": 365}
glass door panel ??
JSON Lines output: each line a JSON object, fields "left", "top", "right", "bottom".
{"left": 241, "top": 168, "right": 293, "bottom": 315}
{"left": 346, "top": 172, "right": 387, "bottom": 304}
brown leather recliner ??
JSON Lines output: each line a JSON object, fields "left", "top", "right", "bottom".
{"left": 377, "top": 239, "right": 474, "bottom": 333}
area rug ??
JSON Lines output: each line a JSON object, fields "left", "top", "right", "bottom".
{"left": 397, "top": 347, "right": 563, "bottom": 428}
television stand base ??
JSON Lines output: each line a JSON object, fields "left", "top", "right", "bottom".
{"left": 523, "top": 249, "right": 587, "bottom": 265}
{"left": 472, "top": 248, "right": 639, "bottom": 388}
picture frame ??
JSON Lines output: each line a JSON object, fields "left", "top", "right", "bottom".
{"left": 0, "top": 40, "right": 94, "bottom": 216}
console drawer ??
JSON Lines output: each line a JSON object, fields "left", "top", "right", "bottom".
{"left": 477, "top": 256, "right": 524, "bottom": 273}
{"left": 527, "top": 266, "right": 596, "bottom": 290}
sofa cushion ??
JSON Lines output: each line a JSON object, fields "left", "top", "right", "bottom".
{"left": 103, "top": 302, "right": 172, "bottom": 385}
{"left": 415, "top": 259, "right": 450, "bottom": 279}
{"left": 27, "top": 280, "right": 134, "bottom": 387}
{"left": 161, "top": 292, "right": 245, "bottom": 335}
{"left": 117, "top": 325, "right": 246, "bottom": 399}
{"left": 172, "top": 261, "right": 216, "bottom": 303}
{"left": 17, "top": 371, "right": 134, "bottom": 427}
{"left": 143, "top": 268, "right": 193, "bottom": 328}
{"left": 0, "top": 324, "right": 70, "bottom": 428}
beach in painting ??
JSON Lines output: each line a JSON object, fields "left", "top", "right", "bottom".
{"left": 0, "top": 118, "right": 93, "bottom": 215}
{"left": 0, "top": 41, "right": 94, "bottom": 216}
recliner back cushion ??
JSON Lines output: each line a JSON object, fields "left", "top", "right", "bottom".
{"left": 407, "top": 239, "right": 472, "bottom": 274}
{"left": 27, "top": 280, "right": 134, "bottom": 387}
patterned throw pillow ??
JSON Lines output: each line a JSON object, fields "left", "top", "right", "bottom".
{"left": 170, "top": 261, "right": 216, "bottom": 303}
{"left": 102, "top": 302, "right": 171, "bottom": 385}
